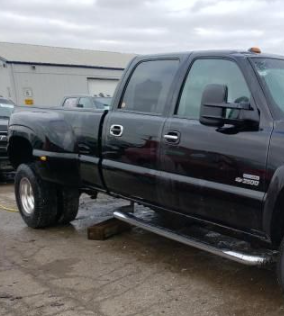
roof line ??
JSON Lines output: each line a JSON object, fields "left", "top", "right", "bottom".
{"left": 6, "top": 61, "right": 125, "bottom": 71}
{"left": 0, "top": 41, "right": 135, "bottom": 55}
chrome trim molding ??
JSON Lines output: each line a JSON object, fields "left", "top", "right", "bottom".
{"left": 33, "top": 149, "right": 78, "bottom": 160}
{"left": 103, "top": 160, "right": 264, "bottom": 202}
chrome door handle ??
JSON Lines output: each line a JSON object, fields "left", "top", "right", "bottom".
{"left": 164, "top": 134, "right": 179, "bottom": 141}
{"left": 110, "top": 124, "right": 124, "bottom": 137}
{"left": 163, "top": 132, "right": 180, "bottom": 144}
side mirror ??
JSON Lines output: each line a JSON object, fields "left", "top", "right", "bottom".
{"left": 77, "top": 104, "right": 84, "bottom": 108}
{"left": 200, "top": 84, "right": 228, "bottom": 127}
{"left": 199, "top": 84, "right": 256, "bottom": 128}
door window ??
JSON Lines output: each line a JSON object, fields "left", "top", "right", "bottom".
{"left": 177, "top": 59, "right": 251, "bottom": 119}
{"left": 120, "top": 60, "right": 179, "bottom": 114}
{"left": 79, "top": 97, "right": 94, "bottom": 109}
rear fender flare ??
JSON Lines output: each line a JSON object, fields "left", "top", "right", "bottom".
{"left": 8, "top": 125, "right": 41, "bottom": 149}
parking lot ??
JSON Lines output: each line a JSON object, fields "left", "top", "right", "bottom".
{"left": 0, "top": 180, "right": 284, "bottom": 316}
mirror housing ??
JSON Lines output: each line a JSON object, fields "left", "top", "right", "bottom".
{"left": 200, "top": 84, "right": 228, "bottom": 127}
{"left": 199, "top": 84, "right": 257, "bottom": 128}
{"left": 77, "top": 104, "right": 84, "bottom": 108}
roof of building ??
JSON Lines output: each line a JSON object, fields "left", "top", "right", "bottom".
{"left": 0, "top": 42, "right": 136, "bottom": 69}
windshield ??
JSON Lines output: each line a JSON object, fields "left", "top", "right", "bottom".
{"left": 252, "top": 58, "right": 284, "bottom": 114}
{"left": 0, "top": 103, "right": 15, "bottom": 119}
{"left": 93, "top": 97, "right": 112, "bottom": 110}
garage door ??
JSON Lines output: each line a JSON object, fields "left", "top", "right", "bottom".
{"left": 88, "top": 79, "right": 119, "bottom": 97}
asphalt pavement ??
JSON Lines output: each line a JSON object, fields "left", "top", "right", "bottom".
{"left": 1, "top": 180, "right": 284, "bottom": 316}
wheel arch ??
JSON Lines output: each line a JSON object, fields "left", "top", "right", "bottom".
{"left": 8, "top": 135, "right": 34, "bottom": 169}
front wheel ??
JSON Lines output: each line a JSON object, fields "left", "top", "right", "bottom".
{"left": 15, "top": 163, "right": 58, "bottom": 228}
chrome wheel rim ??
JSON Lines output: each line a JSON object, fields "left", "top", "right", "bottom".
{"left": 19, "top": 178, "right": 35, "bottom": 216}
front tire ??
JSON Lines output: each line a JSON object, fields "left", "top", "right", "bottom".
{"left": 15, "top": 163, "right": 58, "bottom": 228}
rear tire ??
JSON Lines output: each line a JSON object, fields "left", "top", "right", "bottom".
{"left": 15, "top": 163, "right": 58, "bottom": 228}
{"left": 57, "top": 187, "right": 79, "bottom": 225}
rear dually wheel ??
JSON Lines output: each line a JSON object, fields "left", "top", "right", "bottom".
{"left": 15, "top": 163, "right": 58, "bottom": 228}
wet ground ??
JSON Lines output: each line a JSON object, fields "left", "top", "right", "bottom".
{"left": 1, "top": 179, "right": 284, "bottom": 316}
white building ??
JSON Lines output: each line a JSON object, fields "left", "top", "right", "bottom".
{"left": 0, "top": 42, "right": 136, "bottom": 107}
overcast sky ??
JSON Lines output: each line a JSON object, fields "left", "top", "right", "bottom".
{"left": 0, "top": 0, "right": 283, "bottom": 54}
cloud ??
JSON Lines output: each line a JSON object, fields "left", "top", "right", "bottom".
{"left": 0, "top": 0, "right": 283, "bottom": 54}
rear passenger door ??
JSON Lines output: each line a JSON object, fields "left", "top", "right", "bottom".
{"left": 102, "top": 58, "right": 181, "bottom": 204}
{"left": 159, "top": 56, "right": 271, "bottom": 233}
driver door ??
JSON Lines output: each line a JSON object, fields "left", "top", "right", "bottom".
{"left": 159, "top": 57, "right": 271, "bottom": 233}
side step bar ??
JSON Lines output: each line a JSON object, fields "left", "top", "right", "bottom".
{"left": 113, "top": 209, "right": 277, "bottom": 266}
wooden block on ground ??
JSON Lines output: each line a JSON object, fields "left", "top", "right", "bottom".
{"left": 88, "top": 218, "right": 132, "bottom": 240}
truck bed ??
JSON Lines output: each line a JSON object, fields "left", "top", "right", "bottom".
{"left": 9, "top": 106, "right": 108, "bottom": 188}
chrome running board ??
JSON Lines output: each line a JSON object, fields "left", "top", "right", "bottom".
{"left": 113, "top": 208, "right": 277, "bottom": 266}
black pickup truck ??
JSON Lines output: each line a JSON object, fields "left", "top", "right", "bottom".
{"left": 8, "top": 49, "right": 284, "bottom": 291}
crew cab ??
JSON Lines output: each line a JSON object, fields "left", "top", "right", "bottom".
{"left": 0, "top": 97, "right": 15, "bottom": 174}
{"left": 8, "top": 49, "right": 284, "bottom": 292}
